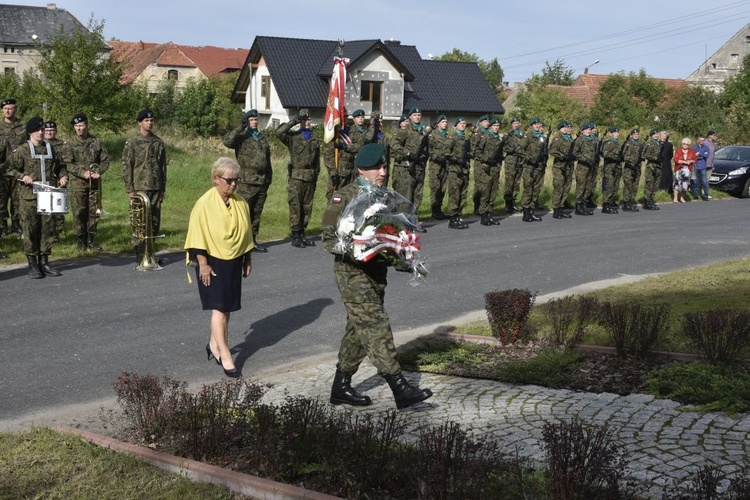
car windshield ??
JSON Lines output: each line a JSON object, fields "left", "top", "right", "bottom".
{"left": 715, "top": 147, "right": 750, "bottom": 161}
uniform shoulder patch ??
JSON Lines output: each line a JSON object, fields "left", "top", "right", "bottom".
{"left": 332, "top": 196, "right": 342, "bottom": 204}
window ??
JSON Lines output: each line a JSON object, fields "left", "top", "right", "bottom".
{"left": 260, "top": 76, "right": 271, "bottom": 109}
{"left": 167, "top": 69, "right": 178, "bottom": 80}
{"left": 4, "top": 67, "right": 15, "bottom": 75}
{"left": 360, "top": 80, "right": 382, "bottom": 111}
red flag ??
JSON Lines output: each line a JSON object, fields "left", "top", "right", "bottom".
{"left": 324, "top": 56, "right": 349, "bottom": 143}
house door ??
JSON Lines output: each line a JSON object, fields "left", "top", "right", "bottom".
{"left": 361, "top": 80, "right": 383, "bottom": 113}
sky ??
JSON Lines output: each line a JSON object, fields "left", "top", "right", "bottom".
{"left": 12, "top": 0, "right": 750, "bottom": 84}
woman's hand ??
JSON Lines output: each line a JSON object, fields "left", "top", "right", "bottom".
{"left": 243, "top": 260, "right": 252, "bottom": 278}
{"left": 200, "top": 265, "right": 216, "bottom": 286}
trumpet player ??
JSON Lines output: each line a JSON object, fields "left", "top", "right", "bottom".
{"left": 63, "top": 113, "right": 110, "bottom": 251}
{"left": 44, "top": 121, "right": 66, "bottom": 242}
{"left": 122, "top": 109, "right": 167, "bottom": 263}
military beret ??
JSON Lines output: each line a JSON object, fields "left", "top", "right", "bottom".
{"left": 435, "top": 114, "right": 447, "bottom": 124}
{"left": 631, "top": 128, "right": 639, "bottom": 134}
{"left": 71, "top": 113, "right": 87, "bottom": 125}
{"left": 26, "top": 116, "right": 45, "bottom": 134}
{"left": 44, "top": 121, "right": 57, "bottom": 130}
{"left": 557, "top": 121, "right": 567, "bottom": 130}
{"left": 590, "top": 123, "right": 597, "bottom": 128}
{"left": 354, "top": 143, "right": 387, "bottom": 169}
{"left": 242, "top": 109, "right": 258, "bottom": 120}
{"left": 408, "top": 107, "right": 421, "bottom": 115}
{"left": 489, "top": 117, "right": 501, "bottom": 126}
{"left": 399, "top": 114, "right": 410, "bottom": 123}
{"left": 351, "top": 109, "right": 365, "bottom": 118}
{"left": 454, "top": 116, "right": 466, "bottom": 126}
{"left": 580, "top": 123, "right": 592, "bottom": 131}
{"left": 530, "top": 116, "right": 541, "bottom": 125}
{"left": 649, "top": 128, "right": 659, "bottom": 136}
{"left": 609, "top": 126, "right": 620, "bottom": 133}
{"left": 1, "top": 98, "right": 16, "bottom": 108}
{"left": 511, "top": 116, "right": 520, "bottom": 123}
{"left": 479, "top": 114, "right": 490, "bottom": 123}
{"left": 137, "top": 109, "right": 154, "bottom": 122}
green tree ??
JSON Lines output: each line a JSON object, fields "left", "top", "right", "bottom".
{"left": 528, "top": 59, "right": 575, "bottom": 86}
{"left": 514, "top": 82, "right": 587, "bottom": 129}
{"left": 173, "top": 74, "right": 242, "bottom": 137}
{"left": 435, "top": 49, "right": 505, "bottom": 88}
{"left": 32, "top": 17, "right": 139, "bottom": 132}
{"left": 590, "top": 70, "right": 667, "bottom": 129}
{"left": 657, "top": 85, "right": 722, "bottom": 139}
{"left": 719, "top": 54, "right": 750, "bottom": 144}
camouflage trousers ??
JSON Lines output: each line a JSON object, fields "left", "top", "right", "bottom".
{"left": 287, "top": 178, "right": 315, "bottom": 232}
{"left": 551, "top": 162, "right": 574, "bottom": 208}
{"left": 503, "top": 156, "right": 523, "bottom": 202}
{"left": 19, "top": 197, "right": 55, "bottom": 255}
{"left": 391, "top": 163, "right": 425, "bottom": 209}
{"left": 621, "top": 165, "right": 641, "bottom": 204}
{"left": 333, "top": 260, "right": 399, "bottom": 376}
{"left": 447, "top": 168, "right": 470, "bottom": 217}
{"left": 585, "top": 162, "right": 600, "bottom": 201}
{"left": 472, "top": 161, "right": 487, "bottom": 212}
{"left": 521, "top": 165, "right": 544, "bottom": 209}
{"left": 575, "top": 164, "right": 596, "bottom": 204}
{"left": 0, "top": 177, "right": 20, "bottom": 226}
{"left": 325, "top": 165, "right": 354, "bottom": 201}
{"left": 70, "top": 188, "right": 101, "bottom": 237}
{"left": 475, "top": 163, "right": 500, "bottom": 214}
{"left": 602, "top": 163, "right": 623, "bottom": 205}
{"left": 642, "top": 163, "right": 662, "bottom": 204}
{"left": 428, "top": 163, "right": 448, "bottom": 214}
{"left": 238, "top": 182, "right": 270, "bottom": 237}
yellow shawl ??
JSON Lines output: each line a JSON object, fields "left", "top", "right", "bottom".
{"left": 184, "top": 187, "right": 253, "bottom": 281}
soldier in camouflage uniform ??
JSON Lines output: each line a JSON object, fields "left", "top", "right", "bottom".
{"left": 549, "top": 121, "right": 575, "bottom": 219}
{"left": 277, "top": 108, "right": 320, "bottom": 248}
{"left": 0, "top": 98, "right": 26, "bottom": 236}
{"left": 601, "top": 126, "right": 623, "bottom": 214}
{"left": 323, "top": 109, "right": 375, "bottom": 201}
{"left": 473, "top": 117, "right": 503, "bottom": 226}
{"left": 223, "top": 109, "right": 273, "bottom": 252}
{"left": 640, "top": 128, "right": 662, "bottom": 210}
{"left": 520, "top": 117, "right": 547, "bottom": 222}
{"left": 446, "top": 117, "right": 471, "bottom": 229}
{"left": 63, "top": 113, "right": 110, "bottom": 251}
{"left": 585, "top": 124, "right": 602, "bottom": 210}
{"left": 388, "top": 114, "right": 410, "bottom": 189}
{"left": 470, "top": 114, "right": 490, "bottom": 215}
{"left": 122, "top": 109, "right": 168, "bottom": 261}
{"left": 44, "top": 121, "right": 66, "bottom": 241}
{"left": 572, "top": 123, "right": 597, "bottom": 216}
{"left": 390, "top": 107, "right": 428, "bottom": 215}
{"left": 321, "top": 142, "right": 433, "bottom": 410}
{"left": 427, "top": 114, "right": 452, "bottom": 220}
{"left": 6, "top": 117, "right": 68, "bottom": 278}
{"left": 502, "top": 116, "right": 524, "bottom": 213}
{"left": 0, "top": 135, "right": 9, "bottom": 257}
{"left": 620, "top": 128, "right": 642, "bottom": 212}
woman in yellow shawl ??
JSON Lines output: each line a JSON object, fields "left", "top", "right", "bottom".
{"left": 185, "top": 157, "right": 254, "bottom": 377}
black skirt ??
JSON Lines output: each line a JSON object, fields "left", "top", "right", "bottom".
{"left": 194, "top": 252, "right": 243, "bottom": 312}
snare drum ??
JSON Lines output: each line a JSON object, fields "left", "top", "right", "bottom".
{"left": 36, "top": 187, "right": 68, "bottom": 214}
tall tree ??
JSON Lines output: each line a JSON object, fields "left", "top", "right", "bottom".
{"left": 590, "top": 70, "right": 667, "bottom": 128}
{"left": 514, "top": 82, "right": 587, "bottom": 129}
{"left": 657, "top": 85, "right": 722, "bottom": 139}
{"left": 435, "top": 49, "right": 505, "bottom": 88}
{"left": 528, "top": 59, "right": 575, "bottom": 86}
{"left": 719, "top": 54, "right": 750, "bottom": 144}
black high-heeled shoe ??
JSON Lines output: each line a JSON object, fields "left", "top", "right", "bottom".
{"left": 223, "top": 367, "right": 240, "bottom": 378}
{"left": 205, "top": 344, "right": 221, "bottom": 366}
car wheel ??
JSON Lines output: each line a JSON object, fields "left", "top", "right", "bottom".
{"left": 743, "top": 178, "right": 750, "bottom": 199}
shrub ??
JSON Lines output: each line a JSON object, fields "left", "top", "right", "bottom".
{"left": 495, "top": 348, "right": 583, "bottom": 388}
{"left": 599, "top": 301, "right": 670, "bottom": 358}
{"left": 542, "top": 418, "right": 625, "bottom": 499}
{"left": 485, "top": 289, "right": 537, "bottom": 345}
{"left": 546, "top": 295, "right": 600, "bottom": 348}
{"left": 682, "top": 309, "right": 750, "bottom": 365}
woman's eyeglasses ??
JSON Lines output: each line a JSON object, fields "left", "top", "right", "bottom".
{"left": 220, "top": 177, "right": 240, "bottom": 185}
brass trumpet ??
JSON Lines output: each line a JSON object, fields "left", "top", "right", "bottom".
{"left": 88, "top": 164, "right": 107, "bottom": 217}
{"left": 129, "top": 191, "right": 164, "bottom": 271}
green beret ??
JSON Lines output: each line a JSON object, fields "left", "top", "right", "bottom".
{"left": 351, "top": 109, "right": 365, "bottom": 118}
{"left": 454, "top": 116, "right": 466, "bottom": 126}
{"left": 557, "top": 121, "right": 567, "bottom": 130}
{"left": 609, "top": 126, "right": 619, "bottom": 133}
{"left": 435, "top": 114, "right": 447, "bottom": 124}
{"left": 581, "top": 123, "right": 592, "bottom": 131}
{"left": 137, "top": 109, "right": 154, "bottom": 122}
{"left": 530, "top": 116, "right": 541, "bottom": 125}
{"left": 408, "top": 107, "right": 421, "bottom": 115}
{"left": 354, "top": 143, "right": 387, "bottom": 169}
{"left": 399, "top": 114, "right": 409, "bottom": 123}
{"left": 649, "top": 128, "right": 659, "bottom": 136}
{"left": 1, "top": 98, "right": 16, "bottom": 108}
{"left": 479, "top": 114, "right": 489, "bottom": 123}
{"left": 26, "top": 116, "right": 44, "bottom": 134}
{"left": 631, "top": 128, "right": 640, "bottom": 135}
{"left": 243, "top": 109, "right": 258, "bottom": 120}
{"left": 511, "top": 116, "right": 520, "bottom": 123}
{"left": 489, "top": 117, "right": 501, "bottom": 126}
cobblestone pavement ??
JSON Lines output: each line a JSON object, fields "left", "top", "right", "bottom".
{"left": 256, "top": 360, "right": 750, "bottom": 498}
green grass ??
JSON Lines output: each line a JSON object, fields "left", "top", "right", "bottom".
{"left": 494, "top": 348, "right": 584, "bottom": 388}
{"left": 0, "top": 427, "right": 243, "bottom": 499}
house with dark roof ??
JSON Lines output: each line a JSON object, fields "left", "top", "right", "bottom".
{"left": 687, "top": 23, "right": 750, "bottom": 92}
{"left": 231, "top": 36, "right": 504, "bottom": 128}
{"left": 109, "top": 40, "right": 248, "bottom": 94}
{"left": 0, "top": 2, "right": 97, "bottom": 77}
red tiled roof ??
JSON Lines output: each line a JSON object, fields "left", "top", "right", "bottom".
{"left": 559, "top": 73, "right": 687, "bottom": 107}
{"left": 109, "top": 40, "right": 248, "bottom": 84}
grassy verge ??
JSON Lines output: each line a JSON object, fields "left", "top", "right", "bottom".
{"left": 0, "top": 427, "right": 243, "bottom": 499}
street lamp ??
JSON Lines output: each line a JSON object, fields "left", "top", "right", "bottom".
{"left": 584, "top": 59, "right": 600, "bottom": 74}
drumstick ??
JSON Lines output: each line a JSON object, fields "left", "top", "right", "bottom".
{"left": 32, "top": 181, "right": 58, "bottom": 189}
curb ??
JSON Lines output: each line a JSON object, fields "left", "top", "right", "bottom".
{"left": 55, "top": 426, "right": 341, "bottom": 500}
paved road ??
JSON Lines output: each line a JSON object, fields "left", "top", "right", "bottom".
{"left": 1, "top": 199, "right": 748, "bottom": 425}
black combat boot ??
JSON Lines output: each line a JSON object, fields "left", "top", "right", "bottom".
{"left": 448, "top": 216, "right": 465, "bottom": 229}
{"left": 602, "top": 203, "right": 615, "bottom": 214}
{"left": 529, "top": 209, "right": 542, "bottom": 221}
{"left": 76, "top": 235, "right": 86, "bottom": 251}
{"left": 330, "top": 368, "right": 372, "bottom": 406}
{"left": 585, "top": 203, "right": 595, "bottom": 215}
{"left": 86, "top": 233, "right": 103, "bottom": 251}
{"left": 383, "top": 372, "right": 432, "bottom": 410}
{"left": 27, "top": 255, "right": 43, "bottom": 279}
{"left": 480, "top": 213, "right": 492, "bottom": 226}
{"left": 552, "top": 207, "right": 562, "bottom": 219}
{"left": 522, "top": 207, "right": 532, "bottom": 222}
{"left": 574, "top": 203, "right": 586, "bottom": 216}
{"left": 39, "top": 254, "right": 61, "bottom": 276}
{"left": 252, "top": 237, "right": 268, "bottom": 253}
{"left": 504, "top": 198, "right": 515, "bottom": 214}
{"left": 290, "top": 231, "right": 306, "bottom": 248}
{"left": 431, "top": 205, "right": 445, "bottom": 220}
{"left": 12, "top": 219, "right": 22, "bottom": 234}
{"left": 300, "top": 231, "right": 316, "bottom": 246}
{"left": 488, "top": 213, "right": 501, "bottom": 225}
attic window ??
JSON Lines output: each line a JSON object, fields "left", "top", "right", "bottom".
{"left": 746, "top": 35, "right": 750, "bottom": 44}
{"left": 167, "top": 69, "right": 178, "bottom": 80}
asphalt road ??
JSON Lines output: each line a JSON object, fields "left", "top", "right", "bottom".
{"left": 1, "top": 199, "right": 748, "bottom": 424}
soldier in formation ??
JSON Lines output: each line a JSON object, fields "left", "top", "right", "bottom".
{"left": 390, "top": 107, "right": 428, "bottom": 215}
{"left": 520, "top": 117, "right": 548, "bottom": 222}
{"left": 620, "top": 128, "right": 642, "bottom": 212}
{"left": 447, "top": 117, "right": 471, "bottom": 229}
{"left": 640, "top": 128, "right": 662, "bottom": 210}
{"left": 427, "top": 114, "right": 451, "bottom": 220}
{"left": 549, "top": 120, "right": 575, "bottom": 219}
{"left": 0, "top": 98, "right": 26, "bottom": 236}
{"left": 44, "top": 121, "right": 66, "bottom": 241}
{"left": 502, "top": 116, "right": 524, "bottom": 214}
{"left": 572, "top": 123, "right": 597, "bottom": 216}
{"left": 473, "top": 117, "right": 503, "bottom": 226}
{"left": 470, "top": 114, "right": 490, "bottom": 215}
{"left": 600, "top": 126, "right": 623, "bottom": 214}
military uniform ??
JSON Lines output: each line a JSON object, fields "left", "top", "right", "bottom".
{"left": 277, "top": 113, "right": 320, "bottom": 247}
{"left": 390, "top": 118, "right": 428, "bottom": 209}
{"left": 45, "top": 132, "right": 67, "bottom": 239}
{"left": 502, "top": 118, "right": 524, "bottom": 213}
{"left": 322, "top": 119, "right": 374, "bottom": 200}
{"left": 427, "top": 116, "right": 452, "bottom": 219}
{"left": 473, "top": 122, "right": 503, "bottom": 225}
{"left": 620, "top": 130, "right": 642, "bottom": 212}
{"left": 470, "top": 117, "right": 490, "bottom": 214}
{"left": 63, "top": 126, "right": 110, "bottom": 249}
{"left": 640, "top": 130, "right": 662, "bottom": 209}
{"left": 572, "top": 124, "right": 598, "bottom": 215}
{"left": 446, "top": 119, "right": 471, "bottom": 229}
{"left": 585, "top": 127, "right": 602, "bottom": 208}
{"left": 223, "top": 121, "right": 273, "bottom": 246}
{"left": 520, "top": 119, "right": 547, "bottom": 221}
{"left": 0, "top": 113, "right": 26, "bottom": 235}
{"left": 548, "top": 121, "right": 575, "bottom": 219}
{"left": 601, "top": 128, "right": 623, "bottom": 213}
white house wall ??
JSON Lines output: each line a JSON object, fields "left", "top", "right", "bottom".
{"left": 246, "top": 63, "right": 288, "bottom": 129}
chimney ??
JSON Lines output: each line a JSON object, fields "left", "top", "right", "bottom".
{"left": 46, "top": 3, "right": 57, "bottom": 9}
{"left": 384, "top": 39, "right": 401, "bottom": 46}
